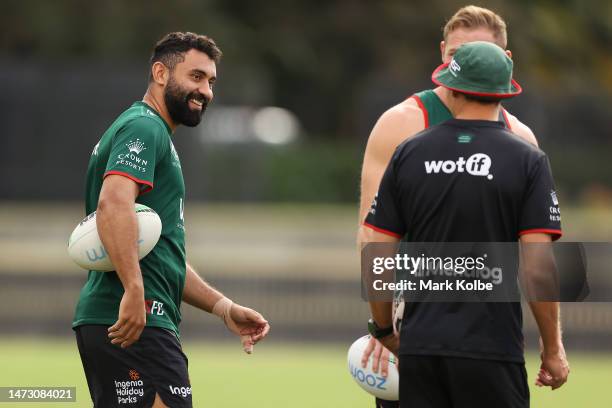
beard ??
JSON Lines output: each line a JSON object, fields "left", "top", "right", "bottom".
{"left": 164, "top": 76, "right": 209, "bottom": 127}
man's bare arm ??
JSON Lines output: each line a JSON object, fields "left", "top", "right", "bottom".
{"left": 357, "top": 99, "right": 424, "bottom": 371}
{"left": 97, "top": 175, "right": 146, "bottom": 348}
{"left": 358, "top": 100, "right": 425, "bottom": 228}
{"left": 362, "top": 225, "right": 401, "bottom": 355}
{"left": 182, "top": 263, "right": 270, "bottom": 353}
{"left": 504, "top": 110, "right": 539, "bottom": 147}
{"left": 182, "top": 263, "right": 224, "bottom": 312}
{"left": 521, "top": 233, "right": 569, "bottom": 390}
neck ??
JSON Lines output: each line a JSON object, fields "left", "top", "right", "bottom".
{"left": 142, "top": 89, "right": 177, "bottom": 132}
{"left": 434, "top": 87, "right": 500, "bottom": 121}
{"left": 453, "top": 102, "right": 500, "bottom": 121}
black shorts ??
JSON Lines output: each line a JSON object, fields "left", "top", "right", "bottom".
{"left": 376, "top": 397, "right": 400, "bottom": 408}
{"left": 399, "top": 355, "right": 529, "bottom": 408}
{"left": 75, "top": 325, "right": 192, "bottom": 408}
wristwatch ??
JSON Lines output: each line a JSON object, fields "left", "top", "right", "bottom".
{"left": 367, "top": 318, "right": 394, "bottom": 339}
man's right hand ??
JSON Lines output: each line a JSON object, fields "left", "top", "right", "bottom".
{"left": 536, "top": 344, "right": 570, "bottom": 390}
{"left": 108, "top": 287, "right": 146, "bottom": 348}
{"left": 361, "top": 336, "right": 392, "bottom": 377}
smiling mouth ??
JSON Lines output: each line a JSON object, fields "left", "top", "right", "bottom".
{"left": 189, "top": 98, "right": 203, "bottom": 110}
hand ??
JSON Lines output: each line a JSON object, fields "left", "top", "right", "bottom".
{"left": 227, "top": 304, "right": 270, "bottom": 354}
{"left": 108, "top": 288, "right": 146, "bottom": 348}
{"left": 536, "top": 343, "right": 569, "bottom": 390}
{"left": 361, "top": 336, "right": 392, "bottom": 377}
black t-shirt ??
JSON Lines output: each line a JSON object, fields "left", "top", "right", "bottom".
{"left": 364, "top": 118, "right": 562, "bottom": 363}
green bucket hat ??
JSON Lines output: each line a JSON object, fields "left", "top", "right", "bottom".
{"left": 432, "top": 41, "right": 522, "bottom": 98}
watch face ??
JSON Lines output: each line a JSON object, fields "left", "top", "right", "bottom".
{"left": 367, "top": 319, "right": 377, "bottom": 336}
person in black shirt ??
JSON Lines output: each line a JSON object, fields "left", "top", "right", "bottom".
{"left": 362, "top": 41, "right": 569, "bottom": 408}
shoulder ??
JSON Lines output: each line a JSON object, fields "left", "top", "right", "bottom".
{"left": 114, "top": 114, "right": 168, "bottom": 147}
{"left": 124, "top": 114, "right": 166, "bottom": 134}
{"left": 503, "top": 109, "right": 539, "bottom": 147}
{"left": 367, "top": 97, "right": 426, "bottom": 149}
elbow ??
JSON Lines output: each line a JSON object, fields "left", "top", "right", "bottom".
{"left": 521, "top": 268, "right": 559, "bottom": 301}
{"left": 96, "top": 192, "right": 132, "bottom": 221}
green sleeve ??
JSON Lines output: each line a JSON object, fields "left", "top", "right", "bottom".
{"left": 104, "top": 117, "right": 166, "bottom": 194}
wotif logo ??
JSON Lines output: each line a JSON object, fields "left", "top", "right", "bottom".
{"left": 424, "top": 153, "right": 493, "bottom": 180}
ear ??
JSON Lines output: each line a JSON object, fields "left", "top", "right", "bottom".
{"left": 150, "top": 61, "right": 169, "bottom": 86}
{"left": 505, "top": 50, "right": 513, "bottom": 59}
{"left": 440, "top": 40, "right": 446, "bottom": 63}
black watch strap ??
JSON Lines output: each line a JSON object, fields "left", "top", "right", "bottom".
{"left": 368, "top": 318, "right": 394, "bottom": 339}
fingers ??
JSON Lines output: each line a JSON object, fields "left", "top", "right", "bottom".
{"left": 251, "top": 322, "right": 270, "bottom": 343}
{"left": 380, "top": 348, "right": 390, "bottom": 377}
{"left": 239, "top": 322, "right": 270, "bottom": 344}
{"left": 535, "top": 369, "right": 553, "bottom": 387}
{"left": 361, "top": 337, "right": 376, "bottom": 368}
{"left": 536, "top": 367, "right": 568, "bottom": 390}
{"left": 241, "top": 335, "right": 254, "bottom": 354}
{"left": 372, "top": 341, "right": 383, "bottom": 373}
{"left": 108, "top": 318, "right": 145, "bottom": 348}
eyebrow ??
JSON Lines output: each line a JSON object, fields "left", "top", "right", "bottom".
{"left": 190, "top": 69, "right": 216, "bottom": 81}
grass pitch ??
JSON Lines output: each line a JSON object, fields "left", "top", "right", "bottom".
{"left": 0, "top": 338, "right": 610, "bottom": 407}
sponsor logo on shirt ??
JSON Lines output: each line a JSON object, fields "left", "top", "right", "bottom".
{"left": 115, "top": 140, "right": 148, "bottom": 173}
{"left": 369, "top": 194, "right": 378, "bottom": 215}
{"left": 92, "top": 141, "right": 100, "bottom": 156}
{"left": 550, "top": 190, "right": 559, "bottom": 206}
{"left": 424, "top": 153, "right": 493, "bottom": 180}
{"left": 145, "top": 300, "right": 165, "bottom": 316}
{"left": 549, "top": 190, "right": 561, "bottom": 222}
{"left": 127, "top": 139, "right": 146, "bottom": 155}
{"left": 457, "top": 133, "right": 473, "bottom": 143}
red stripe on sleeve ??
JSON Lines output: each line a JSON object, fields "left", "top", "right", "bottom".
{"left": 104, "top": 171, "right": 153, "bottom": 195}
{"left": 363, "top": 222, "right": 403, "bottom": 239}
{"left": 518, "top": 228, "right": 563, "bottom": 241}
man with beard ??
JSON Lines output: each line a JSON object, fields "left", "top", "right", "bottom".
{"left": 73, "top": 32, "right": 270, "bottom": 408}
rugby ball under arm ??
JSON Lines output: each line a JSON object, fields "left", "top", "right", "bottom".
{"left": 68, "top": 204, "right": 162, "bottom": 272}
{"left": 347, "top": 335, "right": 399, "bottom": 401}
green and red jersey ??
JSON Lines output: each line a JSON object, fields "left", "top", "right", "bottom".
{"left": 73, "top": 102, "right": 186, "bottom": 336}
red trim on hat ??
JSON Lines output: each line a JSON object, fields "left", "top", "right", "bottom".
{"left": 411, "top": 95, "right": 429, "bottom": 128}
{"left": 431, "top": 63, "right": 522, "bottom": 99}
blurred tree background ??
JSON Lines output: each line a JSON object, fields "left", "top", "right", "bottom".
{"left": 1, "top": 0, "right": 610, "bottom": 203}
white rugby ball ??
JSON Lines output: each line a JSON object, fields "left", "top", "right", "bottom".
{"left": 68, "top": 204, "right": 162, "bottom": 272}
{"left": 347, "top": 335, "right": 399, "bottom": 401}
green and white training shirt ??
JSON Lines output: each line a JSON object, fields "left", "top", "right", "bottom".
{"left": 73, "top": 101, "right": 186, "bottom": 336}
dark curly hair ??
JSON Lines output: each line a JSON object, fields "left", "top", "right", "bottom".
{"left": 149, "top": 32, "right": 222, "bottom": 81}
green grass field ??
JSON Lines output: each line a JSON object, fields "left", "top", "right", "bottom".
{"left": 0, "top": 338, "right": 610, "bottom": 407}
